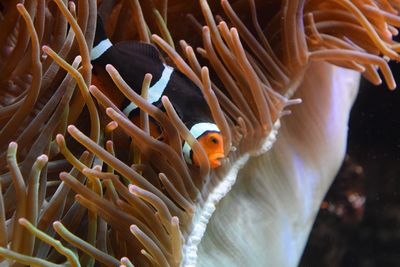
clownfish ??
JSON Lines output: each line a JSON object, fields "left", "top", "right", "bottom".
{"left": 90, "top": 17, "right": 224, "bottom": 168}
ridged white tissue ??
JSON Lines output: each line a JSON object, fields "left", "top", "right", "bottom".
{"left": 196, "top": 62, "right": 360, "bottom": 267}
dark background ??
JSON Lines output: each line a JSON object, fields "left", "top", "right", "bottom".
{"left": 300, "top": 60, "right": 400, "bottom": 267}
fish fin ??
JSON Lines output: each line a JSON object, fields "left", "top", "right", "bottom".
{"left": 130, "top": 114, "right": 163, "bottom": 139}
{"left": 116, "top": 42, "right": 162, "bottom": 61}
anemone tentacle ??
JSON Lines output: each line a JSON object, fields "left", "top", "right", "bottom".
{"left": 0, "top": 1, "right": 398, "bottom": 266}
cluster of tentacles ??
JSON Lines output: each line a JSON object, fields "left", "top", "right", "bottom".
{"left": 0, "top": 0, "right": 399, "bottom": 266}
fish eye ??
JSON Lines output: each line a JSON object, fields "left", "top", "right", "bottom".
{"left": 210, "top": 136, "right": 219, "bottom": 144}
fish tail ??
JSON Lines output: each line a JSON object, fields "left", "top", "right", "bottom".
{"left": 91, "top": 16, "right": 113, "bottom": 61}
{"left": 94, "top": 16, "right": 108, "bottom": 47}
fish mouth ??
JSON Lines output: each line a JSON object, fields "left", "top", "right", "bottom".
{"left": 209, "top": 153, "right": 225, "bottom": 168}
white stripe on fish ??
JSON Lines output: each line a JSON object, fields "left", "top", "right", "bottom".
{"left": 91, "top": 38, "right": 112, "bottom": 61}
{"left": 122, "top": 64, "right": 174, "bottom": 117}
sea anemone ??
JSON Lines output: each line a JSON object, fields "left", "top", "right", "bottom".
{"left": 0, "top": 0, "right": 398, "bottom": 266}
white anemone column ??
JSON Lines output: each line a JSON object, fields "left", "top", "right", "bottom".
{"left": 197, "top": 62, "right": 361, "bottom": 267}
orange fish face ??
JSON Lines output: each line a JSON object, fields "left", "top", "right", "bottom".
{"left": 193, "top": 132, "right": 225, "bottom": 169}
